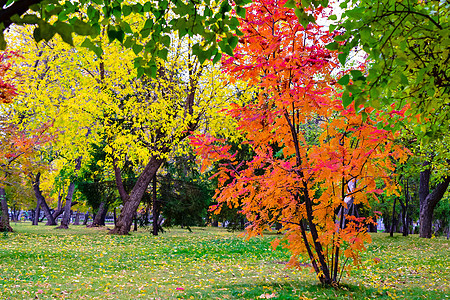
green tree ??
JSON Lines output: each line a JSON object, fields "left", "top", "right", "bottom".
{"left": 159, "top": 155, "right": 213, "bottom": 230}
{"left": 329, "top": 0, "right": 450, "bottom": 238}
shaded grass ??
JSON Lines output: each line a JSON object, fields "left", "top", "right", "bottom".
{"left": 0, "top": 223, "right": 448, "bottom": 299}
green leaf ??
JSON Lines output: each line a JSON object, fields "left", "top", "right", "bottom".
{"left": 400, "top": 73, "right": 409, "bottom": 85}
{"left": 361, "top": 111, "right": 368, "bottom": 122}
{"left": 342, "top": 89, "right": 353, "bottom": 108}
{"left": 325, "top": 42, "right": 339, "bottom": 50}
{"left": 54, "top": 21, "right": 73, "bottom": 45}
{"left": 219, "top": 40, "right": 234, "bottom": 56}
{"left": 80, "top": 38, "right": 103, "bottom": 57}
{"left": 329, "top": 24, "right": 337, "bottom": 33}
{"left": 11, "top": 14, "right": 39, "bottom": 24}
{"left": 137, "top": 66, "right": 145, "bottom": 78}
{"left": 39, "top": 22, "right": 56, "bottom": 41}
{"left": 369, "top": 87, "right": 381, "bottom": 100}
{"left": 123, "top": 36, "right": 133, "bottom": 48}
{"left": 328, "top": 15, "right": 337, "bottom": 21}
{"left": 228, "top": 35, "right": 239, "bottom": 49}
{"left": 219, "top": 1, "right": 232, "bottom": 14}
{"left": 132, "top": 44, "right": 143, "bottom": 55}
{"left": 132, "top": 3, "right": 143, "bottom": 13}
{"left": 107, "top": 28, "right": 124, "bottom": 43}
{"left": 334, "top": 35, "right": 346, "bottom": 42}
{"left": 284, "top": 0, "right": 297, "bottom": 9}
{"left": 158, "top": 48, "right": 169, "bottom": 60}
{"left": 212, "top": 52, "right": 222, "bottom": 64}
{"left": 143, "top": 2, "right": 153, "bottom": 12}
{"left": 338, "top": 74, "right": 350, "bottom": 86}
{"left": 149, "top": 64, "right": 157, "bottom": 78}
{"left": 360, "top": 27, "right": 371, "bottom": 42}
{"left": 338, "top": 52, "right": 347, "bottom": 65}
{"left": 161, "top": 35, "right": 171, "bottom": 48}
{"left": 122, "top": 5, "right": 132, "bottom": 16}
{"left": 236, "top": 6, "right": 246, "bottom": 18}
{"left": 73, "top": 19, "right": 96, "bottom": 36}
{"left": 350, "top": 70, "right": 363, "bottom": 80}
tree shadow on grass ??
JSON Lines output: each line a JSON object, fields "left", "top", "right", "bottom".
{"left": 182, "top": 279, "right": 447, "bottom": 299}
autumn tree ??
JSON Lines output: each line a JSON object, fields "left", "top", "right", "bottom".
{"left": 192, "top": 0, "right": 407, "bottom": 286}
{"left": 0, "top": 50, "right": 54, "bottom": 231}
{"left": 107, "top": 35, "right": 237, "bottom": 235}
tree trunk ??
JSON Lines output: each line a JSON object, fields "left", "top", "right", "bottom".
{"left": 134, "top": 213, "right": 138, "bottom": 232}
{"left": 419, "top": 162, "right": 450, "bottom": 238}
{"left": 73, "top": 211, "right": 81, "bottom": 225}
{"left": 83, "top": 212, "right": 90, "bottom": 226}
{"left": 0, "top": 188, "right": 13, "bottom": 232}
{"left": 57, "top": 157, "right": 82, "bottom": 229}
{"left": 91, "top": 202, "right": 108, "bottom": 227}
{"left": 32, "top": 197, "right": 41, "bottom": 226}
{"left": 110, "top": 156, "right": 164, "bottom": 235}
{"left": 32, "top": 172, "right": 57, "bottom": 225}
{"left": 390, "top": 197, "right": 397, "bottom": 237}
{"left": 152, "top": 176, "right": 160, "bottom": 236}
{"left": 113, "top": 208, "right": 117, "bottom": 226}
{"left": 11, "top": 205, "right": 17, "bottom": 222}
{"left": 399, "top": 179, "right": 409, "bottom": 237}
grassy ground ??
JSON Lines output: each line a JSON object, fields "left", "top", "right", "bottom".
{"left": 0, "top": 223, "right": 448, "bottom": 299}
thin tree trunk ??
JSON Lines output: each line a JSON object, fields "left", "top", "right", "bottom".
{"left": 83, "top": 212, "right": 90, "bottom": 226}
{"left": 419, "top": 162, "right": 450, "bottom": 238}
{"left": 91, "top": 202, "right": 108, "bottom": 227}
{"left": 152, "top": 176, "right": 159, "bottom": 236}
{"left": 57, "top": 157, "right": 82, "bottom": 229}
{"left": 134, "top": 213, "right": 138, "bottom": 232}
{"left": 0, "top": 188, "right": 13, "bottom": 232}
{"left": 390, "top": 197, "right": 397, "bottom": 237}
{"left": 33, "top": 197, "right": 41, "bottom": 226}
{"left": 399, "top": 179, "right": 409, "bottom": 236}
{"left": 73, "top": 210, "right": 81, "bottom": 225}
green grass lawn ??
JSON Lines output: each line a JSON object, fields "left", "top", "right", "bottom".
{"left": 0, "top": 223, "right": 448, "bottom": 299}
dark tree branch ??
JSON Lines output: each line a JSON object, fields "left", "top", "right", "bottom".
{"left": 0, "top": 0, "right": 43, "bottom": 29}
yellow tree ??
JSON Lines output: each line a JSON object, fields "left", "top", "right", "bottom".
{"left": 9, "top": 20, "right": 236, "bottom": 233}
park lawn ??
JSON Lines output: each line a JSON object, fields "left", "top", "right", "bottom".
{"left": 0, "top": 223, "right": 448, "bottom": 299}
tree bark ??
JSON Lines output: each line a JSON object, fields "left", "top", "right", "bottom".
{"left": 91, "top": 201, "right": 108, "bottom": 227}
{"left": 32, "top": 197, "right": 41, "bottom": 225}
{"left": 83, "top": 212, "right": 90, "bottom": 226}
{"left": 0, "top": 188, "right": 13, "bottom": 232}
{"left": 419, "top": 162, "right": 450, "bottom": 238}
{"left": 57, "top": 157, "right": 82, "bottom": 229}
{"left": 134, "top": 213, "right": 138, "bottom": 232}
{"left": 73, "top": 210, "right": 81, "bottom": 225}
{"left": 32, "top": 172, "right": 57, "bottom": 225}
{"left": 399, "top": 179, "right": 409, "bottom": 236}
{"left": 152, "top": 176, "right": 160, "bottom": 236}
{"left": 390, "top": 197, "right": 397, "bottom": 237}
{"left": 110, "top": 156, "right": 164, "bottom": 235}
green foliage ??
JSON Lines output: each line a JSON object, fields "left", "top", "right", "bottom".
{"left": 1, "top": 0, "right": 252, "bottom": 75}
{"left": 160, "top": 156, "right": 213, "bottom": 228}
{"left": 434, "top": 195, "right": 450, "bottom": 235}
{"left": 333, "top": 0, "right": 450, "bottom": 140}
{"left": 76, "top": 143, "right": 117, "bottom": 212}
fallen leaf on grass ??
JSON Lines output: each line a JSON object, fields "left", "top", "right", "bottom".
{"left": 259, "top": 293, "right": 277, "bottom": 299}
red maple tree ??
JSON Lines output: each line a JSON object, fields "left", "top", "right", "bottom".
{"left": 191, "top": 0, "right": 408, "bottom": 285}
